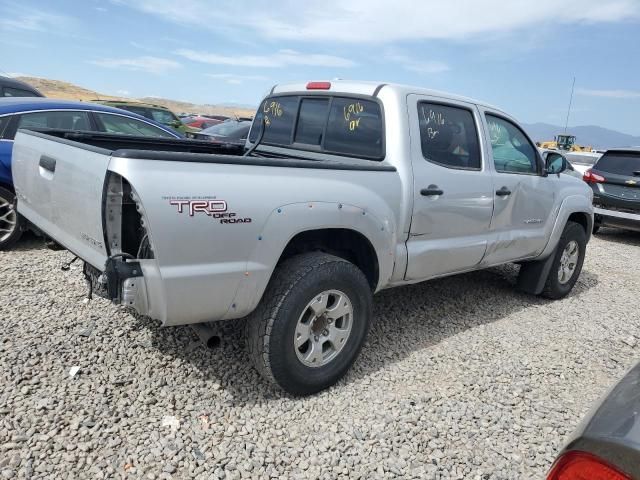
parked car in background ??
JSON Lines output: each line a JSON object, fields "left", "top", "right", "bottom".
{"left": 93, "top": 100, "right": 193, "bottom": 135}
{"left": 547, "top": 361, "right": 640, "bottom": 480}
{"left": 565, "top": 151, "right": 603, "bottom": 175}
{"left": 185, "top": 115, "right": 223, "bottom": 130}
{"left": 188, "top": 120, "right": 251, "bottom": 146}
{"left": 0, "top": 76, "right": 44, "bottom": 98}
{"left": 539, "top": 149, "right": 583, "bottom": 180}
{"left": 583, "top": 148, "right": 640, "bottom": 233}
{"left": 0, "top": 98, "right": 180, "bottom": 249}
{"left": 12, "top": 80, "right": 593, "bottom": 394}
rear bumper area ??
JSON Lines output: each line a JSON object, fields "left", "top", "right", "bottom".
{"left": 84, "top": 258, "right": 149, "bottom": 312}
{"left": 594, "top": 206, "right": 640, "bottom": 232}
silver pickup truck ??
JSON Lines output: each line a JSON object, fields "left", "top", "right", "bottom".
{"left": 13, "top": 81, "right": 594, "bottom": 395}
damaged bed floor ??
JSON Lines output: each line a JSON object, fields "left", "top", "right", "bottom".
{"left": 1, "top": 230, "right": 639, "bottom": 480}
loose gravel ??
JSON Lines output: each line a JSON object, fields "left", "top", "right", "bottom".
{"left": 1, "top": 229, "right": 639, "bottom": 479}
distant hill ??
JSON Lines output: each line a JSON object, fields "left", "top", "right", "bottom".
{"left": 522, "top": 122, "right": 640, "bottom": 150}
{"left": 13, "top": 76, "right": 255, "bottom": 118}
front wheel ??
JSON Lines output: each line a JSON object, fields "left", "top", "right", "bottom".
{"left": 541, "top": 221, "right": 587, "bottom": 299}
{"left": 0, "top": 187, "right": 22, "bottom": 251}
{"left": 245, "top": 252, "right": 372, "bottom": 396}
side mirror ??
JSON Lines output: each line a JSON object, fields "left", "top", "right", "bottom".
{"left": 546, "top": 153, "right": 567, "bottom": 175}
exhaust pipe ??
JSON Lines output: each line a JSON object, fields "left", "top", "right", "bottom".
{"left": 191, "top": 322, "right": 221, "bottom": 349}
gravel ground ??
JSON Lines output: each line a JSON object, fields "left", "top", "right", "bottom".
{"left": 1, "top": 229, "right": 639, "bottom": 479}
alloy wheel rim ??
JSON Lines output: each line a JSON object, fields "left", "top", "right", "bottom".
{"left": 0, "top": 197, "right": 17, "bottom": 244}
{"left": 294, "top": 289, "right": 354, "bottom": 368}
{"left": 558, "top": 240, "right": 579, "bottom": 285}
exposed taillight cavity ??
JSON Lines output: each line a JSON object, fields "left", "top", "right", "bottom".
{"left": 547, "top": 451, "right": 631, "bottom": 480}
{"left": 583, "top": 169, "right": 605, "bottom": 184}
{"left": 306, "top": 81, "right": 331, "bottom": 90}
{"left": 104, "top": 173, "right": 154, "bottom": 259}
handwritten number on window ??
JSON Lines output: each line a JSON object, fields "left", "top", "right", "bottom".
{"left": 343, "top": 102, "right": 365, "bottom": 132}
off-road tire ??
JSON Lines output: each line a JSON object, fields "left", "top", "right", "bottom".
{"left": 541, "top": 221, "right": 587, "bottom": 299}
{"left": 0, "top": 187, "right": 22, "bottom": 251}
{"left": 245, "top": 252, "right": 372, "bottom": 396}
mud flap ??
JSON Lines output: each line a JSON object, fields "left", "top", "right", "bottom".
{"left": 516, "top": 250, "right": 556, "bottom": 295}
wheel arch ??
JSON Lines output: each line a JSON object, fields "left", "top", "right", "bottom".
{"left": 223, "top": 201, "right": 397, "bottom": 320}
{"left": 539, "top": 195, "right": 594, "bottom": 260}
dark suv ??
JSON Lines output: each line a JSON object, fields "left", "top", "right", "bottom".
{"left": 584, "top": 148, "right": 640, "bottom": 233}
{"left": 0, "top": 76, "right": 44, "bottom": 98}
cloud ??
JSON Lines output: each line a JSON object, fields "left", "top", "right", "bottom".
{"left": 576, "top": 88, "right": 640, "bottom": 99}
{"left": 117, "top": 0, "right": 640, "bottom": 43}
{"left": 175, "top": 49, "right": 355, "bottom": 68}
{"left": 206, "top": 73, "right": 270, "bottom": 85}
{"left": 384, "top": 51, "right": 450, "bottom": 74}
{"left": 89, "top": 56, "right": 181, "bottom": 74}
{"left": 0, "top": 6, "right": 73, "bottom": 32}
{"left": 116, "top": 89, "right": 131, "bottom": 96}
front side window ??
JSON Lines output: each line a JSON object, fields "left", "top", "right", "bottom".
{"left": 249, "top": 95, "right": 384, "bottom": 159}
{"left": 418, "top": 103, "right": 481, "bottom": 170}
{"left": 17, "top": 111, "right": 91, "bottom": 135}
{"left": 486, "top": 115, "right": 539, "bottom": 174}
{"left": 3, "top": 87, "right": 39, "bottom": 97}
{"left": 95, "top": 113, "right": 174, "bottom": 138}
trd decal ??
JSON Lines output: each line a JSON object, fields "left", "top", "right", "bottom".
{"left": 166, "top": 197, "right": 252, "bottom": 224}
{"left": 170, "top": 199, "right": 228, "bottom": 216}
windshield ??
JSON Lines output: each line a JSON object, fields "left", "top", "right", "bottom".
{"left": 202, "top": 121, "right": 250, "bottom": 137}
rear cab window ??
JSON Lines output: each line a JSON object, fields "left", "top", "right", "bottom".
{"left": 595, "top": 152, "right": 640, "bottom": 176}
{"left": 249, "top": 94, "right": 384, "bottom": 160}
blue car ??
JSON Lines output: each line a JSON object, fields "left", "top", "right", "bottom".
{"left": 0, "top": 98, "right": 180, "bottom": 249}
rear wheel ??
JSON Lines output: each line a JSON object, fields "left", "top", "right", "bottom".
{"left": 541, "top": 221, "right": 587, "bottom": 299}
{"left": 0, "top": 187, "right": 22, "bottom": 251}
{"left": 245, "top": 252, "right": 372, "bottom": 395}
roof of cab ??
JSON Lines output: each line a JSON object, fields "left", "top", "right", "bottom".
{"left": 270, "top": 80, "right": 507, "bottom": 114}
{"left": 0, "top": 98, "right": 180, "bottom": 136}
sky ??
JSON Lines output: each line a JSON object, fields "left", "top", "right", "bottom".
{"left": 1, "top": 0, "right": 640, "bottom": 135}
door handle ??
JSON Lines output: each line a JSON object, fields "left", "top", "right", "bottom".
{"left": 39, "top": 155, "right": 57, "bottom": 173}
{"left": 420, "top": 187, "right": 444, "bottom": 196}
{"left": 495, "top": 187, "right": 511, "bottom": 197}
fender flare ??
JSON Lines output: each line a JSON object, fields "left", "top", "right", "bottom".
{"left": 538, "top": 194, "right": 593, "bottom": 260}
{"left": 223, "top": 201, "right": 397, "bottom": 319}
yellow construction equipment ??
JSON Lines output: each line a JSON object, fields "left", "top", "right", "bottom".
{"left": 537, "top": 134, "right": 593, "bottom": 152}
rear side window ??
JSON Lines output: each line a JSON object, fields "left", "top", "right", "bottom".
{"left": 249, "top": 95, "right": 384, "bottom": 159}
{"left": 18, "top": 111, "right": 91, "bottom": 132}
{"left": 595, "top": 152, "right": 640, "bottom": 176}
{"left": 95, "top": 113, "right": 174, "bottom": 138}
{"left": 418, "top": 103, "right": 481, "bottom": 170}
{"left": 3, "top": 87, "right": 39, "bottom": 97}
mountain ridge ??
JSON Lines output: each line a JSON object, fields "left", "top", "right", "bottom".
{"left": 8, "top": 76, "right": 639, "bottom": 148}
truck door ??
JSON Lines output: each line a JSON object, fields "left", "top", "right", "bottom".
{"left": 479, "top": 111, "right": 556, "bottom": 264}
{"left": 405, "top": 95, "right": 494, "bottom": 280}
